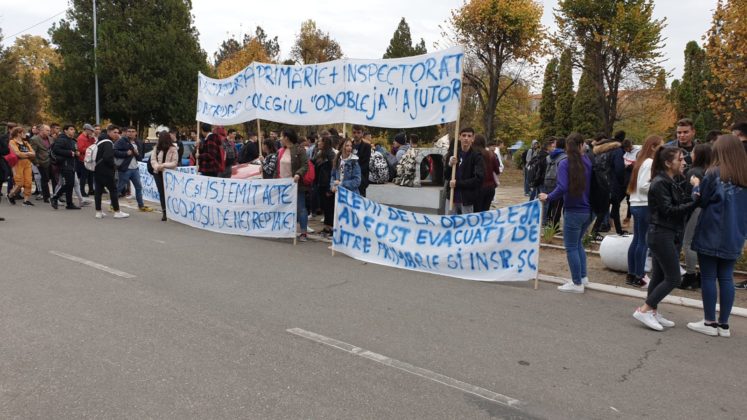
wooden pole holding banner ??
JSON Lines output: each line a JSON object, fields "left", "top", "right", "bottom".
{"left": 448, "top": 72, "right": 465, "bottom": 213}
{"left": 331, "top": 158, "right": 346, "bottom": 257}
{"left": 342, "top": 122, "right": 347, "bottom": 139}
{"left": 534, "top": 200, "right": 544, "bottom": 290}
{"left": 256, "top": 118, "right": 263, "bottom": 158}
{"left": 195, "top": 120, "right": 200, "bottom": 172}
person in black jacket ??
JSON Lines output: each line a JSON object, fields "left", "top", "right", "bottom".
{"left": 50, "top": 124, "right": 81, "bottom": 210}
{"left": 444, "top": 127, "right": 484, "bottom": 214}
{"left": 94, "top": 125, "right": 128, "bottom": 219}
{"left": 590, "top": 136, "right": 627, "bottom": 237}
{"left": 238, "top": 133, "right": 259, "bottom": 164}
{"left": 632, "top": 146, "right": 697, "bottom": 331}
{"left": 351, "top": 125, "right": 371, "bottom": 197}
{"left": 313, "top": 135, "right": 336, "bottom": 236}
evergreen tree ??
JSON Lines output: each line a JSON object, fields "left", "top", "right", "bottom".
{"left": 46, "top": 0, "right": 208, "bottom": 126}
{"left": 571, "top": 51, "right": 604, "bottom": 137}
{"left": 383, "top": 18, "right": 427, "bottom": 59}
{"left": 554, "top": 49, "right": 574, "bottom": 137}
{"left": 538, "top": 57, "right": 558, "bottom": 139}
{"left": 676, "top": 41, "right": 705, "bottom": 119}
{"left": 290, "top": 20, "right": 343, "bottom": 64}
{"left": 214, "top": 38, "right": 242, "bottom": 67}
{"left": 0, "top": 30, "right": 25, "bottom": 123}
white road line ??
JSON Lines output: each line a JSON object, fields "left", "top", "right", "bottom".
{"left": 49, "top": 251, "right": 136, "bottom": 279}
{"left": 287, "top": 328, "right": 522, "bottom": 408}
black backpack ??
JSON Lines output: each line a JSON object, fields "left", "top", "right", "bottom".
{"left": 590, "top": 151, "right": 613, "bottom": 213}
{"left": 525, "top": 153, "right": 543, "bottom": 187}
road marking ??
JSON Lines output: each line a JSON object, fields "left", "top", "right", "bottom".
{"left": 151, "top": 239, "right": 166, "bottom": 244}
{"left": 49, "top": 251, "right": 136, "bottom": 279}
{"left": 287, "top": 328, "right": 522, "bottom": 408}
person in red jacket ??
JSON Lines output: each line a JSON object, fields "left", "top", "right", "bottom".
{"left": 76, "top": 123, "right": 96, "bottom": 196}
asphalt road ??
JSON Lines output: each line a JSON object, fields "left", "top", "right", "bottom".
{"left": 1, "top": 201, "right": 745, "bottom": 419}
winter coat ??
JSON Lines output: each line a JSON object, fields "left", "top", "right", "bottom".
{"left": 331, "top": 155, "right": 362, "bottom": 192}
{"left": 692, "top": 168, "right": 747, "bottom": 260}
{"left": 51, "top": 133, "right": 78, "bottom": 172}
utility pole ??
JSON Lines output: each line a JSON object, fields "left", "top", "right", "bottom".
{"left": 93, "top": 0, "right": 100, "bottom": 124}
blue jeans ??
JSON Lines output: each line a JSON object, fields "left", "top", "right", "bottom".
{"left": 627, "top": 206, "right": 649, "bottom": 277}
{"left": 563, "top": 211, "right": 593, "bottom": 284}
{"left": 117, "top": 168, "right": 144, "bottom": 208}
{"left": 297, "top": 190, "right": 308, "bottom": 233}
{"left": 699, "top": 254, "right": 736, "bottom": 324}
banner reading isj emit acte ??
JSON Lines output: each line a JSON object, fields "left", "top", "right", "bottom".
{"left": 196, "top": 46, "right": 464, "bottom": 128}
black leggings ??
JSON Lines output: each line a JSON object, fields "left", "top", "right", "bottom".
{"left": 94, "top": 173, "right": 120, "bottom": 212}
{"left": 154, "top": 172, "right": 166, "bottom": 213}
{"left": 319, "top": 189, "right": 334, "bottom": 228}
{"left": 476, "top": 187, "right": 495, "bottom": 213}
{"left": 645, "top": 225, "right": 682, "bottom": 309}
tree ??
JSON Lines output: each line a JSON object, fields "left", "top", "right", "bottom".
{"left": 671, "top": 41, "right": 718, "bottom": 135}
{"left": 249, "top": 26, "right": 280, "bottom": 62}
{"left": 383, "top": 18, "right": 427, "bottom": 59}
{"left": 290, "top": 20, "right": 343, "bottom": 65}
{"left": 555, "top": 0, "right": 666, "bottom": 136}
{"left": 0, "top": 29, "right": 25, "bottom": 123}
{"left": 214, "top": 38, "right": 242, "bottom": 68}
{"left": 449, "top": 0, "right": 545, "bottom": 141}
{"left": 216, "top": 38, "right": 270, "bottom": 78}
{"left": 704, "top": 0, "right": 747, "bottom": 126}
{"left": 538, "top": 57, "right": 558, "bottom": 139}
{"left": 46, "top": 0, "right": 208, "bottom": 127}
{"left": 615, "top": 67, "right": 676, "bottom": 141}
{"left": 10, "top": 35, "right": 60, "bottom": 121}
{"left": 571, "top": 51, "right": 604, "bottom": 137}
{"left": 554, "top": 49, "right": 574, "bottom": 137}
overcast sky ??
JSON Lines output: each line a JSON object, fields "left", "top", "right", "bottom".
{"left": 0, "top": 0, "right": 718, "bottom": 90}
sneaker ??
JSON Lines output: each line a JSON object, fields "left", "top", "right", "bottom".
{"left": 139, "top": 206, "right": 154, "bottom": 212}
{"left": 65, "top": 205, "right": 81, "bottom": 210}
{"left": 298, "top": 233, "right": 308, "bottom": 242}
{"left": 640, "top": 275, "right": 650, "bottom": 289}
{"left": 631, "top": 276, "right": 647, "bottom": 288}
{"left": 633, "top": 308, "right": 664, "bottom": 331}
{"left": 557, "top": 282, "right": 584, "bottom": 293}
{"left": 718, "top": 324, "right": 730, "bottom": 338}
{"left": 80, "top": 200, "right": 92, "bottom": 207}
{"left": 687, "top": 320, "right": 718, "bottom": 336}
{"left": 109, "top": 205, "right": 114, "bottom": 212}
{"left": 50, "top": 198, "right": 58, "bottom": 209}
{"left": 113, "top": 211, "right": 130, "bottom": 219}
{"left": 678, "top": 273, "right": 698, "bottom": 290}
{"left": 625, "top": 274, "right": 636, "bottom": 285}
{"left": 43, "top": 198, "right": 49, "bottom": 203}
{"left": 593, "top": 233, "right": 604, "bottom": 242}
{"left": 581, "top": 276, "right": 589, "bottom": 286}
{"left": 22, "top": 200, "right": 34, "bottom": 206}
{"left": 8, "top": 195, "right": 16, "bottom": 205}
{"left": 95, "top": 211, "right": 105, "bottom": 219}
{"left": 654, "top": 311, "right": 675, "bottom": 328}
{"left": 735, "top": 280, "right": 747, "bottom": 290}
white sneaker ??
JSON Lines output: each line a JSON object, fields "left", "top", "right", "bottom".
{"left": 581, "top": 276, "right": 589, "bottom": 286}
{"left": 633, "top": 308, "right": 663, "bottom": 331}
{"left": 654, "top": 311, "right": 675, "bottom": 327}
{"left": 641, "top": 275, "right": 650, "bottom": 289}
{"left": 557, "top": 282, "right": 584, "bottom": 293}
{"left": 113, "top": 211, "right": 130, "bottom": 219}
{"left": 718, "top": 325, "right": 731, "bottom": 338}
{"left": 687, "top": 320, "right": 718, "bottom": 336}
{"left": 95, "top": 211, "right": 105, "bottom": 219}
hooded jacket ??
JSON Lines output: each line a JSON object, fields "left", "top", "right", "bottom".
{"left": 51, "top": 133, "right": 78, "bottom": 172}
{"left": 592, "top": 140, "right": 626, "bottom": 199}
{"left": 331, "top": 154, "right": 361, "bottom": 192}
{"left": 692, "top": 168, "right": 747, "bottom": 260}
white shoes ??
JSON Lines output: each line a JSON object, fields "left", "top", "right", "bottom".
{"left": 687, "top": 320, "right": 719, "bottom": 337}
{"left": 113, "top": 211, "right": 130, "bottom": 219}
{"left": 581, "top": 276, "right": 589, "bottom": 286}
{"left": 557, "top": 282, "right": 584, "bottom": 293}
{"left": 654, "top": 311, "right": 675, "bottom": 327}
{"left": 633, "top": 308, "right": 663, "bottom": 331}
{"left": 95, "top": 211, "right": 106, "bottom": 219}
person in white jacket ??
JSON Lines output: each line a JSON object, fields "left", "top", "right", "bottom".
{"left": 625, "top": 135, "right": 663, "bottom": 287}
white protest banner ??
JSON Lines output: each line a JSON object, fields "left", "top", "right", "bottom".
{"left": 164, "top": 170, "right": 297, "bottom": 238}
{"left": 138, "top": 162, "right": 196, "bottom": 204}
{"left": 332, "top": 188, "right": 541, "bottom": 281}
{"left": 196, "top": 46, "right": 464, "bottom": 128}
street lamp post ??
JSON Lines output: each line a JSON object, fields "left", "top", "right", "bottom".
{"left": 93, "top": 0, "right": 100, "bottom": 125}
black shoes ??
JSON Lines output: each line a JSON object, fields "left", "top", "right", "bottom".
{"left": 161, "top": 212, "right": 167, "bottom": 222}
{"left": 679, "top": 273, "right": 701, "bottom": 290}
{"left": 65, "top": 205, "right": 81, "bottom": 210}
{"left": 22, "top": 200, "right": 34, "bottom": 206}
{"left": 50, "top": 197, "right": 58, "bottom": 209}
{"left": 625, "top": 274, "right": 646, "bottom": 288}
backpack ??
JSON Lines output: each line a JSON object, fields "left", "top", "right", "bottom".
{"left": 525, "top": 153, "right": 543, "bottom": 188}
{"left": 83, "top": 139, "right": 112, "bottom": 171}
{"left": 276, "top": 147, "right": 315, "bottom": 186}
{"left": 146, "top": 149, "right": 165, "bottom": 175}
{"left": 542, "top": 153, "right": 566, "bottom": 191}
{"left": 393, "top": 148, "right": 418, "bottom": 187}
{"left": 382, "top": 151, "right": 398, "bottom": 181}
{"left": 368, "top": 151, "right": 389, "bottom": 184}
{"left": 223, "top": 140, "right": 236, "bottom": 161}
{"left": 590, "top": 151, "right": 613, "bottom": 213}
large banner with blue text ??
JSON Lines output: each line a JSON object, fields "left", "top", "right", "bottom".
{"left": 196, "top": 47, "right": 464, "bottom": 128}
{"left": 138, "top": 162, "right": 197, "bottom": 204}
{"left": 164, "top": 170, "right": 298, "bottom": 238}
{"left": 332, "top": 188, "right": 541, "bottom": 281}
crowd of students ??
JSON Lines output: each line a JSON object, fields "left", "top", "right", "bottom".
{"left": 537, "top": 120, "right": 747, "bottom": 336}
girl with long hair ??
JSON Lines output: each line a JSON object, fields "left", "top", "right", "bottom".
{"left": 331, "top": 138, "right": 361, "bottom": 195}
{"left": 679, "top": 143, "right": 713, "bottom": 289}
{"left": 278, "top": 129, "right": 310, "bottom": 241}
{"left": 539, "top": 133, "right": 593, "bottom": 293}
{"left": 687, "top": 135, "right": 747, "bottom": 337}
{"left": 473, "top": 134, "right": 500, "bottom": 212}
{"left": 150, "top": 131, "right": 179, "bottom": 221}
{"left": 259, "top": 139, "right": 278, "bottom": 179}
{"left": 625, "top": 135, "right": 663, "bottom": 287}
{"left": 633, "top": 147, "right": 696, "bottom": 331}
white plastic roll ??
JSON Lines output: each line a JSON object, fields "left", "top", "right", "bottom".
{"left": 599, "top": 234, "right": 634, "bottom": 273}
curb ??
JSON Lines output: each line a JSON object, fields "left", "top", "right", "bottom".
{"left": 538, "top": 274, "right": 747, "bottom": 319}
